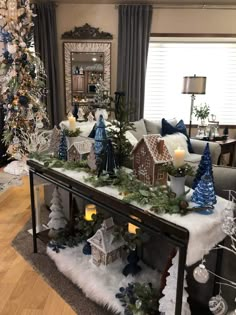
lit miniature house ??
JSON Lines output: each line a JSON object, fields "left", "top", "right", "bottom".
{"left": 88, "top": 217, "right": 124, "bottom": 267}
{"left": 67, "top": 137, "right": 94, "bottom": 162}
{"left": 131, "top": 134, "right": 172, "bottom": 186}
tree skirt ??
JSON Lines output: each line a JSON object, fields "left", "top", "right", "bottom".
{"left": 0, "top": 172, "right": 22, "bottom": 193}
{"left": 47, "top": 245, "right": 161, "bottom": 315}
{"left": 4, "top": 160, "right": 28, "bottom": 176}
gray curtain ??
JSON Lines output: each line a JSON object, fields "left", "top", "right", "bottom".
{"left": 34, "top": 2, "right": 60, "bottom": 126}
{"left": 117, "top": 5, "right": 152, "bottom": 121}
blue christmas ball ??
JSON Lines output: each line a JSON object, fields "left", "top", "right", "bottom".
{"left": 3, "top": 51, "right": 9, "bottom": 58}
{"left": 19, "top": 95, "right": 29, "bottom": 106}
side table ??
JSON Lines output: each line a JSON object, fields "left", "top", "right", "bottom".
{"left": 216, "top": 139, "right": 236, "bottom": 166}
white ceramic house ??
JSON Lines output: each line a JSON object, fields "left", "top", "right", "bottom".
{"left": 88, "top": 217, "right": 124, "bottom": 266}
{"left": 67, "top": 137, "right": 94, "bottom": 162}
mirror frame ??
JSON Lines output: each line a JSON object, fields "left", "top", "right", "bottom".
{"left": 63, "top": 42, "right": 111, "bottom": 113}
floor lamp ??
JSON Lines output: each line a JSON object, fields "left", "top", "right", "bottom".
{"left": 182, "top": 75, "right": 206, "bottom": 137}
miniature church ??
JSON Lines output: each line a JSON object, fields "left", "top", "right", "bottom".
{"left": 88, "top": 217, "right": 124, "bottom": 267}
{"left": 131, "top": 134, "right": 172, "bottom": 186}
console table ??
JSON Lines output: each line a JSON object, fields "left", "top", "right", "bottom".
{"left": 216, "top": 139, "right": 236, "bottom": 166}
{"left": 27, "top": 159, "right": 227, "bottom": 315}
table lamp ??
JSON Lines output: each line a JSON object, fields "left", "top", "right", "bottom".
{"left": 182, "top": 74, "right": 206, "bottom": 137}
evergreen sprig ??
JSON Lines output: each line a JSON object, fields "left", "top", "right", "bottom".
{"left": 162, "top": 162, "right": 195, "bottom": 177}
{"left": 112, "top": 224, "right": 149, "bottom": 252}
{"left": 64, "top": 128, "right": 81, "bottom": 137}
{"left": 86, "top": 169, "right": 190, "bottom": 215}
{"left": 115, "top": 282, "right": 159, "bottom": 315}
{"left": 108, "top": 92, "right": 136, "bottom": 167}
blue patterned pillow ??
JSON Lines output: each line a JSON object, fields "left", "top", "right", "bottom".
{"left": 161, "top": 118, "right": 194, "bottom": 153}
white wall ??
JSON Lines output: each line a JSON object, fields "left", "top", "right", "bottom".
{"left": 56, "top": 5, "right": 236, "bottom": 120}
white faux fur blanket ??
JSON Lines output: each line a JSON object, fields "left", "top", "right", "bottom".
{"left": 48, "top": 167, "right": 227, "bottom": 267}
{"left": 47, "top": 245, "right": 160, "bottom": 315}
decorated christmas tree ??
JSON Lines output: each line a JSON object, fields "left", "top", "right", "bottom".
{"left": 58, "top": 130, "right": 67, "bottom": 161}
{"left": 192, "top": 143, "right": 214, "bottom": 189}
{"left": 94, "top": 77, "right": 111, "bottom": 108}
{"left": 48, "top": 187, "right": 67, "bottom": 238}
{"left": 0, "top": 0, "right": 48, "bottom": 163}
{"left": 191, "top": 170, "right": 217, "bottom": 206}
{"left": 159, "top": 252, "right": 191, "bottom": 315}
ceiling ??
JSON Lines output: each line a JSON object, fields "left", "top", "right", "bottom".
{"left": 54, "top": 0, "right": 236, "bottom": 5}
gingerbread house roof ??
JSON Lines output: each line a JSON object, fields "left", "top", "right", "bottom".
{"left": 132, "top": 134, "right": 172, "bottom": 164}
{"left": 87, "top": 218, "right": 124, "bottom": 254}
{"left": 68, "top": 137, "right": 94, "bottom": 155}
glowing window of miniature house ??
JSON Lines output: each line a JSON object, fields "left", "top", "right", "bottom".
{"left": 136, "top": 152, "right": 140, "bottom": 164}
{"left": 158, "top": 171, "right": 165, "bottom": 179}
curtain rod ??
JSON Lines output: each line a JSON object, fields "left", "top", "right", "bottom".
{"left": 115, "top": 4, "right": 236, "bottom": 10}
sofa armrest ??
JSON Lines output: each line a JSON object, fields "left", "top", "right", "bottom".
{"left": 190, "top": 139, "right": 221, "bottom": 165}
{"left": 186, "top": 165, "right": 236, "bottom": 199}
{"left": 212, "top": 165, "right": 236, "bottom": 199}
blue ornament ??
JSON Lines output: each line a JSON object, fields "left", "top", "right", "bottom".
{"left": 94, "top": 115, "right": 107, "bottom": 155}
{"left": 19, "top": 95, "right": 29, "bottom": 106}
{"left": 191, "top": 169, "right": 217, "bottom": 206}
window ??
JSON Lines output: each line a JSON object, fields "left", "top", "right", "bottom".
{"left": 144, "top": 37, "right": 236, "bottom": 125}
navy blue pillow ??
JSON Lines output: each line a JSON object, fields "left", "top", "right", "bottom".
{"left": 161, "top": 118, "right": 194, "bottom": 153}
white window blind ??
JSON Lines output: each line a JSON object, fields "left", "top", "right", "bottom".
{"left": 144, "top": 38, "right": 236, "bottom": 125}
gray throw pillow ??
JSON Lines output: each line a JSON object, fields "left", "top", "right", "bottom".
{"left": 144, "top": 118, "right": 177, "bottom": 134}
{"left": 130, "top": 119, "right": 147, "bottom": 140}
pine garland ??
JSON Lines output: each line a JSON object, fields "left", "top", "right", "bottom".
{"left": 30, "top": 155, "right": 190, "bottom": 215}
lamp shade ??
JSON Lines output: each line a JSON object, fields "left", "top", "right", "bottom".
{"left": 182, "top": 75, "right": 206, "bottom": 94}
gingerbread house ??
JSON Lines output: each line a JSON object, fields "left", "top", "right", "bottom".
{"left": 67, "top": 137, "right": 94, "bottom": 162}
{"left": 87, "top": 218, "right": 124, "bottom": 267}
{"left": 131, "top": 134, "right": 172, "bottom": 186}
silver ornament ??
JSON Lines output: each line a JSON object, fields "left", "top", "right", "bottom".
{"left": 193, "top": 263, "right": 209, "bottom": 283}
{"left": 13, "top": 136, "right": 19, "bottom": 144}
{"left": 209, "top": 295, "right": 228, "bottom": 315}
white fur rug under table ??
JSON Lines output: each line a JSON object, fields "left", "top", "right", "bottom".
{"left": 47, "top": 244, "right": 160, "bottom": 315}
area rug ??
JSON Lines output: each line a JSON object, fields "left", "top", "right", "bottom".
{"left": 0, "top": 172, "right": 23, "bottom": 193}
{"left": 12, "top": 217, "right": 113, "bottom": 315}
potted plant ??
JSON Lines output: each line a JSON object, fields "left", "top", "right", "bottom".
{"left": 162, "top": 162, "right": 195, "bottom": 197}
{"left": 193, "top": 103, "right": 210, "bottom": 125}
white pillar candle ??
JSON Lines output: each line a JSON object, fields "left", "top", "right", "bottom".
{"left": 68, "top": 116, "right": 76, "bottom": 132}
{"left": 173, "top": 147, "right": 185, "bottom": 168}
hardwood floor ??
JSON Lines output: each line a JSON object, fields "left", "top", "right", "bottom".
{"left": 0, "top": 176, "right": 76, "bottom": 315}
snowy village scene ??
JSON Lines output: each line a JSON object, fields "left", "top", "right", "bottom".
{"left": 0, "top": 1, "right": 235, "bottom": 315}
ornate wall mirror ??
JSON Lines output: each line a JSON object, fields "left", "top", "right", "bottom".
{"left": 64, "top": 42, "right": 111, "bottom": 113}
